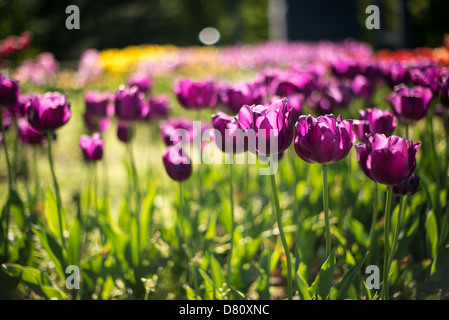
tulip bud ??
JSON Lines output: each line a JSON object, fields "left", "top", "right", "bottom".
{"left": 117, "top": 122, "right": 134, "bottom": 143}
{"left": 162, "top": 146, "right": 192, "bottom": 181}
{"left": 115, "top": 86, "right": 149, "bottom": 121}
{"left": 79, "top": 133, "right": 104, "bottom": 162}
{"left": 393, "top": 174, "right": 420, "bottom": 196}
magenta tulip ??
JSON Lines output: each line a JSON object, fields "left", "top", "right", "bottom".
{"left": 26, "top": 92, "right": 71, "bottom": 132}
{"left": 174, "top": 78, "right": 218, "bottom": 109}
{"left": 0, "top": 74, "right": 20, "bottom": 107}
{"left": 115, "top": 86, "right": 149, "bottom": 121}
{"left": 162, "top": 145, "right": 192, "bottom": 182}
{"left": 79, "top": 133, "right": 104, "bottom": 162}
{"left": 235, "top": 98, "right": 294, "bottom": 156}
{"left": 355, "top": 134, "right": 421, "bottom": 186}
{"left": 294, "top": 114, "right": 355, "bottom": 164}
{"left": 17, "top": 118, "right": 45, "bottom": 146}
{"left": 211, "top": 111, "right": 248, "bottom": 154}
{"left": 385, "top": 84, "right": 433, "bottom": 122}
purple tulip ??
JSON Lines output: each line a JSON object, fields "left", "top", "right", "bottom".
{"left": 117, "top": 122, "right": 135, "bottom": 143}
{"left": 0, "top": 74, "right": 20, "bottom": 107}
{"left": 220, "top": 82, "right": 265, "bottom": 114}
{"left": 269, "top": 71, "right": 314, "bottom": 97}
{"left": 330, "top": 59, "right": 360, "bottom": 79}
{"left": 294, "top": 114, "right": 355, "bottom": 164}
{"left": 147, "top": 94, "right": 171, "bottom": 119}
{"left": 352, "top": 120, "right": 370, "bottom": 143}
{"left": 211, "top": 111, "right": 248, "bottom": 154}
{"left": 381, "top": 62, "right": 409, "bottom": 89}
{"left": 128, "top": 72, "right": 153, "bottom": 93}
{"left": 26, "top": 92, "right": 72, "bottom": 132}
{"left": 162, "top": 145, "right": 192, "bottom": 182}
{"left": 355, "top": 134, "right": 421, "bottom": 186}
{"left": 385, "top": 84, "right": 433, "bottom": 122}
{"left": 84, "top": 90, "right": 114, "bottom": 118}
{"left": 17, "top": 118, "right": 45, "bottom": 146}
{"left": 351, "top": 75, "right": 375, "bottom": 100}
{"left": 359, "top": 108, "right": 397, "bottom": 137}
{"left": 235, "top": 98, "right": 294, "bottom": 156}
{"left": 440, "top": 75, "right": 449, "bottom": 108}
{"left": 409, "top": 66, "right": 441, "bottom": 95}
{"left": 115, "top": 86, "right": 149, "bottom": 121}
{"left": 174, "top": 78, "right": 218, "bottom": 109}
{"left": 79, "top": 133, "right": 104, "bottom": 162}
{"left": 159, "top": 117, "right": 195, "bottom": 147}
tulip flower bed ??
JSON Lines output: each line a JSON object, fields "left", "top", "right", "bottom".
{"left": 1, "top": 39, "right": 449, "bottom": 301}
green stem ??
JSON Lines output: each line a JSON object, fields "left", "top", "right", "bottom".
{"left": 227, "top": 162, "right": 234, "bottom": 289}
{"left": 368, "top": 182, "right": 379, "bottom": 266}
{"left": 322, "top": 164, "right": 331, "bottom": 258}
{"left": 1, "top": 111, "right": 12, "bottom": 261}
{"left": 270, "top": 172, "right": 292, "bottom": 300}
{"left": 389, "top": 195, "right": 406, "bottom": 265}
{"left": 382, "top": 186, "right": 393, "bottom": 300}
{"left": 47, "top": 133, "right": 66, "bottom": 249}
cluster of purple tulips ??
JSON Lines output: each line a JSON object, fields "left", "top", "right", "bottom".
{"left": 1, "top": 43, "right": 449, "bottom": 299}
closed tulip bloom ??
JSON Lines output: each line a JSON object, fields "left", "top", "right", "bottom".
{"left": 0, "top": 74, "right": 20, "bottom": 107}
{"left": 355, "top": 134, "right": 421, "bottom": 186}
{"left": 294, "top": 114, "right": 355, "bottom": 164}
{"left": 381, "top": 62, "right": 409, "bottom": 89}
{"left": 212, "top": 111, "right": 248, "bottom": 154}
{"left": 117, "top": 122, "right": 134, "bottom": 143}
{"left": 385, "top": 84, "right": 433, "bottom": 122}
{"left": 351, "top": 75, "right": 374, "bottom": 100}
{"left": 359, "top": 108, "right": 396, "bottom": 137}
{"left": 147, "top": 94, "right": 171, "bottom": 119}
{"left": 84, "top": 90, "right": 114, "bottom": 118}
{"left": 162, "top": 145, "right": 192, "bottom": 182}
{"left": 159, "top": 117, "right": 195, "bottom": 147}
{"left": 115, "top": 86, "right": 149, "bottom": 121}
{"left": 235, "top": 98, "right": 294, "bottom": 156}
{"left": 440, "top": 75, "right": 449, "bottom": 108}
{"left": 220, "top": 82, "right": 264, "bottom": 114}
{"left": 174, "top": 78, "right": 218, "bottom": 109}
{"left": 330, "top": 59, "right": 360, "bottom": 79}
{"left": 26, "top": 92, "right": 71, "bottom": 132}
{"left": 79, "top": 133, "right": 104, "bottom": 162}
{"left": 409, "top": 66, "right": 441, "bottom": 95}
{"left": 270, "top": 72, "right": 314, "bottom": 97}
{"left": 128, "top": 72, "right": 153, "bottom": 93}
{"left": 17, "top": 118, "right": 45, "bottom": 145}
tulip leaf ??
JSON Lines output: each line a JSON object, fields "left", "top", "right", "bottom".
{"left": 1, "top": 263, "right": 66, "bottom": 300}
{"left": 296, "top": 262, "right": 311, "bottom": 300}
{"left": 185, "top": 285, "right": 201, "bottom": 300}
{"left": 317, "top": 249, "right": 335, "bottom": 300}
{"left": 139, "top": 181, "right": 158, "bottom": 253}
{"left": 31, "top": 224, "right": 67, "bottom": 281}
{"left": 198, "top": 268, "right": 219, "bottom": 300}
{"left": 10, "top": 189, "right": 26, "bottom": 231}
{"left": 209, "top": 254, "right": 226, "bottom": 290}
{"left": 67, "top": 217, "right": 82, "bottom": 266}
{"left": 330, "top": 253, "right": 368, "bottom": 300}
{"left": 45, "top": 188, "right": 66, "bottom": 242}
{"left": 425, "top": 209, "right": 438, "bottom": 274}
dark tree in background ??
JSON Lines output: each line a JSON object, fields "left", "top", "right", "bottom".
{"left": 1, "top": 0, "right": 448, "bottom": 63}
{"left": 0, "top": 0, "right": 268, "bottom": 62}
